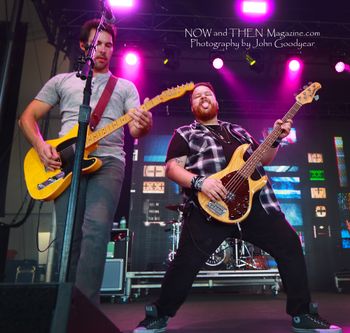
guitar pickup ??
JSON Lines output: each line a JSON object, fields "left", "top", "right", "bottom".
{"left": 37, "top": 171, "right": 65, "bottom": 190}
{"left": 207, "top": 201, "right": 227, "bottom": 216}
{"left": 225, "top": 191, "right": 235, "bottom": 202}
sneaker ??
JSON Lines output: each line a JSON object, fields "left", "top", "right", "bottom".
{"left": 292, "top": 303, "right": 342, "bottom": 333}
{"left": 133, "top": 304, "right": 169, "bottom": 333}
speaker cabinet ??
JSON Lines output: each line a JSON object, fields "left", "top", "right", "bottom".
{"left": 0, "top": 283, "right": 120, "bottom": 333}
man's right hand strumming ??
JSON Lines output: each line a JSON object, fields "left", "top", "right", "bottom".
{"left": 35, "top": 141, "right": 61, "bottom": 171}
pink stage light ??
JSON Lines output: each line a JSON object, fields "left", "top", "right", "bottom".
{"left": 109, "top": 0, "right": 133, "bottom": 8}
{"left": 212, "top": 57, "right": 224, "bottom": 70}
{"left": 335, "top": 61, "right": 345, "bottom": 73}
{"left": 236, "top": 0, "right": 273, "bottom": 23}
{"left": 124, "top": 52, "right": 138, "bottom": 66}
{"left": 288, "top": 59, "right": 301, "bottom": 72}
{"left": 242, "top": 1, "right": 267, "bottom": 14}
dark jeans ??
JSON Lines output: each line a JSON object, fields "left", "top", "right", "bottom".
{"left": 155, "top": 197, "right": 311, "bottom": 317}
{"left": 53, "top": 156, "right": 125, "bottom": 305}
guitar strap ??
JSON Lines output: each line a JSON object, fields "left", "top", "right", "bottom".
{"left": 89, "top": 75, "right": 118, "bottom": 131}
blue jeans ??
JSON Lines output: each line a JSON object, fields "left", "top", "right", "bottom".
{"left": 53, "top": 156, "right": 125, "bottom": 305}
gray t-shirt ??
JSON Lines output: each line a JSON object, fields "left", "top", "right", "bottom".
{"left": 35, "top": 71, "right": 140, "bottom": 164}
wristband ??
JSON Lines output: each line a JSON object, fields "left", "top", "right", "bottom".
{"left": 271, "top": 138, "right": 282, "bottom": 148}
{"left": 191, "top": 175, "right": 206, "bottom": 192}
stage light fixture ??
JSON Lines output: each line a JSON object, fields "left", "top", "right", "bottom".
{"left": 245, "top": 53, "right": 256, "bottom": 66}
{"left": 330, "top": 50, "right": 350, "bottom": 73}
{"left": 245, "top": 50, "right": 264, "bottom": 73}
{"left": 212, "top": 57, "right": 224, "bottom": 69}
{"left": 288, "top": 58, "right": 301, "bottom": 72}
{"left": 109, "top": 0, "right": 133, "bottom": 8}
{"left": 209, "top": 52, "right": 225, "bottom": 70}
{"left": 335, "top": 61, "right": 345, "bottom": 73}
{"left": 124, "top": 52, "right": 138, "bottom": 66}
{"left": 334, "top": 61, "right": 350, "bottom": 73}
{"left": 242, "top": 1, "right": 267, "bottom": 14}
{"left": 162, "top": 45, "right": 180, "bottom": 70}
{"left": 236, "top": 0, "right": 273, "bottom": 23}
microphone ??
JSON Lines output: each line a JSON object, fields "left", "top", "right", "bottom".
{"left": 100, "top": 0, "right": 116, "bottom": 25}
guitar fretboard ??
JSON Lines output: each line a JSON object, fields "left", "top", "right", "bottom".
{"left": 239, "top": 101, "right": 302, "bottom": 178}
{"left": 85, "top": 95, "right": 163, "bottom": 148}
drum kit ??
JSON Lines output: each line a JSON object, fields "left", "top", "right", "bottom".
{"left": 165, "top": 203, "right": 269, "bottom": 270}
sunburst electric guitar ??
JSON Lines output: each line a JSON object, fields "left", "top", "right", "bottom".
{"left": 198, "top": 82, "right": 321, "bottom": 224}
{"left": 24, "top": 82, "right": 194, "bottom": 201}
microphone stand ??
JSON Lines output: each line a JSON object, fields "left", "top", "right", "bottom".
{"left": 51, "top": 14, "right": 114, "bottom": 332}
{"left": 51, "top": 11, "right": 116, "bottom": 332}
{"left": 58, "top": 15, "right": 111, "bottom": 283}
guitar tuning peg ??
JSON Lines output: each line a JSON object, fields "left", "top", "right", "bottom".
{"left": 302, "top": 85, "right": 308, "bottom": 89}
{"left": 314, "top": 95, "right": 320, "bottom": 101}
{"left": 308, "top": 81, "right": 312, "bottom": 85}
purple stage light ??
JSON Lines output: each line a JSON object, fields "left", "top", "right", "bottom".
{"left": 109, "top": 0, "right": 133, "bottom": 8}
{"left": 125, "top": 52, "right": 138, "bottom": 66}
{"left": 242, "top": 1, "right": 267, "bottom": 14}
{"left": 212, "top": 57, "right": 224, "bottom": 69}
{"left": 288, "top": 59, "right": 301, "bottom": 72}
{"left": 235, "top": 0, "right": 273, "bottom": 23}
{"left": 335, "top": 61, "right": 345, "bottom": 73}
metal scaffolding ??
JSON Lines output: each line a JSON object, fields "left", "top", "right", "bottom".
{"left": 32, "top": 1, "right": 350, "bottom": 55}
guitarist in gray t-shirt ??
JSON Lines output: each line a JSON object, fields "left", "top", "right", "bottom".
{"left": 19, "top": 18, "right": 152, "bottom": 305}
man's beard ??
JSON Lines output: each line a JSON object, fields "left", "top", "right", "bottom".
{"left": 192, "top": 100, "right": 218, "bottom": 121}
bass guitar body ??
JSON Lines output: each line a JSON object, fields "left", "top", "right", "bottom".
{"left": 198, "top": 144, "right": 268, "bottom": 224}
{"left": 198, "top": 82, "right": 322, "bottom": 224}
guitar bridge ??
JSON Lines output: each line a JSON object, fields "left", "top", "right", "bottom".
{"left": 207, "top": 201, "right": 227, "bottom": 216}
{"left": 37, "top": 171, "right": 65, "bottom": 190}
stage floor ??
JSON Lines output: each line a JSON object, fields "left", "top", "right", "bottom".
{"left": 101, "top": 291, "right": 350, "bottom": 333}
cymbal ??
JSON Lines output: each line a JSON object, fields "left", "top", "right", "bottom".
{"left": 165, "top": 203, "right": 185, "bottom": 212}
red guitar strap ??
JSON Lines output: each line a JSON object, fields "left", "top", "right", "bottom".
{"left": 89, "top": 75, "right": 118, "bottom": 131}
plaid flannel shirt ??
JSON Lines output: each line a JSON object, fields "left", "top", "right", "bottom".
{"left": 176, "top": 120, "right": 281, "bottom": 214}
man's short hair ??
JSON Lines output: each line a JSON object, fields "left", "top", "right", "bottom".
{"left": 189, "top": 82, "right": 216, "bottom": 103}
{"left": 79, "top": 19, "right": 117, "bottom": 45}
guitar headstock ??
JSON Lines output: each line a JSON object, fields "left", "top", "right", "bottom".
{"left": 295, "top": 82, "right": 322, "bottom": 105}
{"left": 159, "top": 82, "right": 195, "bottom": 102}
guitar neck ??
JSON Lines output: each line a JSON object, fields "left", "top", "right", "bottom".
{"left": 239, "top": 101, "right": 302, "bottom": 178}
{"left": 85, "top": 95, "right": 162, "bottom": 148}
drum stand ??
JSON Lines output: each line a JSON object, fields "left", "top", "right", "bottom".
{"left": 167, "top": 209, "right": 183, "bottom": 262}
{"left": 234, "top": 239, "right": 258, "bottom": 269}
